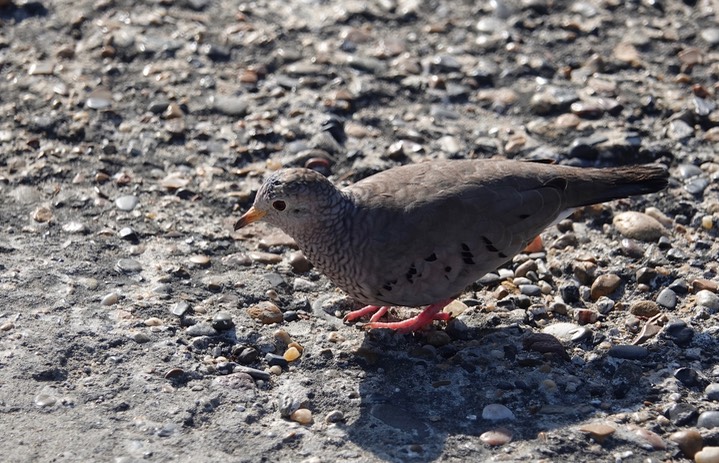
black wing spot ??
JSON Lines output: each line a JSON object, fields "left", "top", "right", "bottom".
{"left": 406, "top": 264, "right": 418, "bottom": 283}
{"left": 518, "top": 213, "right": 530, "bottom": 219}
{"left": 481, "top": 236, "right": 499, "bottom": 253}
{"left": 382, "top": 280, "right": 397, "bottom": 291}
{"left": 460, "top": 242, "right": 475, "bottom": 265}
{"left": 444, "top": 266, "right": 452, "bottom": 273}
{"left": 498, "top": 252, "right": 507, "bottom": 258}
{"left": 424, "top": 253, "right": 437, "bottom": 262}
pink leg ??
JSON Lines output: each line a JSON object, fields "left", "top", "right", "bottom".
{"left": 365, "top": 299, "right": 454, "bottom": 334}
{"left": 344, "top": 305, "right": 388, "bottom": 323}
{"left": 369, "top": 306, "right": 390, "bottom": 323}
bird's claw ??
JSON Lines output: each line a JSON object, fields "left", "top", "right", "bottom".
{"left": 345, "top": 299, "right": 454, "bottom": 333}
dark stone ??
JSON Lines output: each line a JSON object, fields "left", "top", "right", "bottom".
{"left": 560, "top": 283, "right": 580, "bottom": 303}
{"left": 664, "top": 320, "right": 694, "bottom": 346}
{"left": 674, "top": 367, "right": 705, "bottom": 388}
{"left": 665, "top": 402, "right": 698, "bottom": 426}
{"left": 265, "top": 353, "right": 288, "bottom": 368}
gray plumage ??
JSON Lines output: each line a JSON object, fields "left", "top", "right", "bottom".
{"left": 236, "top": 159, "right": 668, "bottom": 311}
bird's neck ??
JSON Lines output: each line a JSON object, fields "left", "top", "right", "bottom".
{"left": 290, "top": 192, "right": 358, "bottom": 274}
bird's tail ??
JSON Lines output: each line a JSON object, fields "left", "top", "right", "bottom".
{"left": 564, "top": 165, "right": 669, "bottom": 208}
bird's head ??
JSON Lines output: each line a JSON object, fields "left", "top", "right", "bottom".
{"left": 234, "top": 168, "right": 343, "bottom": 237}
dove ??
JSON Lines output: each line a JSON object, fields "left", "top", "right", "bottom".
{"left": 234, "top": 159, "right": 668, "bottom": 333}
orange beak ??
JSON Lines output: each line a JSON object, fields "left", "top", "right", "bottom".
{"left": 234, "top": 206, "right": 267, "bottom": 230}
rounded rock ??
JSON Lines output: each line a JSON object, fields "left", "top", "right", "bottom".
{"left": 579, "top": 423, "right": 615, "bottom": 443}
{"left": 696, "top": 290, "right": 719, "bottom": 310}
{"left": 325, "top": 410, "right": 345, "bottom": 423}
{"left": 706, "top": 383, "right": 719, "bottom": 401}
{"left": 630, "top": 300, "right": 660, "bottom": 317}
{"left": 590, "top": 274, "right": 622, "bottom": 300}
{"left": 101, "top": 292, "right": 119, "bottom": 306}
{"left": 482, "top": 404, "right": 515, "bottom": 421}
{"left": 656, "top": 288, "right": 678, "bottom": 309}
{"left": 696, "top": 446, "right": 719, "bottom": 463}
{"left": 613, "top": 211, "right": 666, "bottom": 241}
{"left": 669, "top": 429, "right": 703, "bottom": 459}
{"left": 283, "top": 346, "right": 301, "bottom": 362}
{"left": 290, "top": 408, "right": 313, "bottom": 425}
{"left": 115, "top": 195, "right": 139, "bottom": 212}
{"left": 247, "top": 301, "right": 283, "bottom": 324}
{"left": 698, "top": 411, "right": 719, "bottom": 429}
{"left": 212, "top": 312, "right": 235, "bottom": 331}
{"left": 479, "top": 428, "right": 513, "bottom": 446}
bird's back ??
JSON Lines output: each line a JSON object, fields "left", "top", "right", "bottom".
{"left": 335, "top": 159, "right": 666, "bottom": 306}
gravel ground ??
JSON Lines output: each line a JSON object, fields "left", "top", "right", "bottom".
{"left": 1, "top": 0, "right": 719, "bottom": 462}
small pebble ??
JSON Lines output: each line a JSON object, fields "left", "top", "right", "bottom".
{"left": 674, "top": 367, "right": 703, "bottom": 387}
{"left": 656, "top": 288, "right": 678, "bottom": 309}
{"left": 171, "top": 301, "right": 190, "bottom": 317}
{"left": 131, "top": 332, "right": 152, "bottom": 343}
{"left": 575, "top": 308, "right": 598, "bottom": 325}
{"left": 115, "top": 259, "right": 142, "bottom": 274}
{"left": 665, "top": 402, "right": 698, "bottom": 426}
{"left": 590, "top": 273, "right": 622, "bottom": 300}
{"left": 118, "top": 227, "right": 138, "bottom": 241}
{"left": 186, "top": 322, "right": 218, "bottom": 337}
{"left": 669, "top": 429, "right": 703, "bottom": 458}
{"left": 706, "top": 383, "right": 719, "bottom": 401}
{"left": 482, "top": 404, "right": 515, "bottom": 421}
{"left": 698, "top": 411, "right": 719, "bottom": 429}
{"left": 265, "top": 353, "right": 288, "bottom": 368}
{"left": 696, "top": 290, "right": 719, "bottom": 310}
{"left": 164, "top": 368, "right": 185, "bottom": 379}
{"left": 212, "top": 312, "right": 234, "bottom": 331}
{"left": 62, "top": 222, "right": 88, "bottom": 234}
{"left": 696, "top": 447, "right": 719, "bottom": 463}
{"left": 634, "top": 428, "right": 666, "bottom": 450}
{"left": 189, "top": 255, "right": 211, "bottom": 267}
{"left": 579, "top": 423, "right": 615, "bottom": 443}
{"left": 613, "top": 211, "right": 666, "bottom": 241}
{"left": 479, "top": 428, "right": 513, "bottom": 446}
{"left": 608, "top": 345, "right": 648, "bottom": 360}
{"left": 101, "top": 292, "right": 119, "bottom": 306}
{"left": 630, "top": 300, "right": 660, "bottom": 317}
{"left": 702, "top": 215, "right": 714, "bottom": 230}
{"left": 284, "top": 346, "right": 301, "bottom": 362}
{"left": 325, "top": 410, "right": 345, "bottom": 423}
{"left": 247, "top": 301, "right": 283, "bottom": 324}
{"left": 32, "top": 206, "right": 53, "bottom": 223}
{"left": 519, "top": 284, "right": 541, "bottom": 296}
{"left": 692, "top": 279, "right": 718, "bottom": 292}
{"left": 290, "top": 408, "right": 313, "bottom": 425}
{"left": 115, "top": 195, "right": 139, "bottom": 211}
{"left": 144, "top": 317, "right": 162, "bottom": 327}
{"left": 595, "top": 296, "right": 614, "bottom": 314}
{"left": 274, "top": 329, "right": 292, "bottom": 346}
{"left": 34, "top": 393, "right": 57, "bottom": 408}
{"left": 247, "top": 252, "right": 282, "bottom": 264}
{"left": 289, "top": 251, "right": 312, "bottom": 273}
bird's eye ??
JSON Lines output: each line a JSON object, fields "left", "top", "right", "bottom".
{"left": 272, "top": 200, "right": 286, "bottom": 211}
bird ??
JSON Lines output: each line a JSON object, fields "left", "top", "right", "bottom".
{"left": 234, "top": 159, "right": 668, "bottom": 333}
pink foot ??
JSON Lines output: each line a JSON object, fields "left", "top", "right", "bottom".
{"left": 365, "top": 299, "right": 454, "bottom": 334}
{"left": 344, "top": 305, "right": 390, "bottom": 323}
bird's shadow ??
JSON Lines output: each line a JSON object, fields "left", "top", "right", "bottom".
{"left": 341, "top": 317, "right": 684, "bottom": 462}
